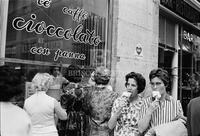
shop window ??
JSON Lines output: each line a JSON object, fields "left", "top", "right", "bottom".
{"left": 159, "top": 15, "right": 165, "bottom": 44}
{"left": 5, "top": 0, "right": 111, "bottom": 68}
{"left": 158, "top": 15, "right": 176, "bottom": 91}
{"left": 158, "top": 45, "right": 174, "bottom": 85}
{"left": 159, "top": 15, "right": 175, "bottom": 48}
{"left": 166, "top": 19, "right": 175, "bottom": 46}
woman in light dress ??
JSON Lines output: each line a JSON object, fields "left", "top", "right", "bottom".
{"left": 24, "top": 73, "right": 68, "bottom": 136}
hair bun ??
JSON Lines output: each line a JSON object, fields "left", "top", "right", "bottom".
{"left": 93, "top": 67, "right": 111, "bottom": 85}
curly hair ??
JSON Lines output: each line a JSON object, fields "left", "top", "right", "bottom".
{"left": 125, "top": 72, "right": 146, "bottom": 93}
{"left": 93, "top": 67, "right": 111, "bottom": 85}
{"left": 0, "top": 66, "right": 24, "bottom": 102}
{"left": 32, "top": 73, "right": 52, "bottom": 92}
{"left": 149, "top": 68, "right": 169, "bottom": 86}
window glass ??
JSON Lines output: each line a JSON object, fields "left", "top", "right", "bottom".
{"left": 6, "top": 0, "right": 109, "bottom": 67}
{"left": 159, "top": 15, "right": 175, "bottom": 48}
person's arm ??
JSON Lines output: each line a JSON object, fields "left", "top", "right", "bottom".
{"left": 174, "top": 100, "right": 187, "bottom": 122}
{"left": 54, "top": 100, "right": 68, "bottom": 120}
{"left": 62, "top": 76, "right": 69, "bottom": 85}
{"left": 138, "top": 100, "right": 159, "bottom": 133}
{"left": 138, "top": 109, "right": 152, "bottom": 133}
{"left": 108, "top": 98, "right": 125, "bottom": 130}
{"left": 108, "top": 113, "right": 120, "bottom": 129}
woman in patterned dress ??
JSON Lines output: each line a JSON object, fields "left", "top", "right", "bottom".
{"left": 84, "top": 66, "right": 118, "bottom": 136}
{"left": 108, "top": 72, "right": 146, "bottom": 136}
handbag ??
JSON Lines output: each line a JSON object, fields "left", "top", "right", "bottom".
{"left": 151, "top": 119, "right": 188, "bottom": 136}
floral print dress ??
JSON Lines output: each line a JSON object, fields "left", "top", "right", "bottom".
{"left": 111, "top": 95, "right": 144, "bottom": 136}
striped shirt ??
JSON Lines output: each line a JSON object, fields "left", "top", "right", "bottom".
{"left": 141, "top": 95, "right": 184, "bottom": 128}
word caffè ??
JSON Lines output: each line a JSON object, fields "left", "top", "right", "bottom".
{"left": 12, "top": 1, "right": 102, "bottom": 61}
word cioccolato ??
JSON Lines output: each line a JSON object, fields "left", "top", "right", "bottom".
{"left": 12, "top": 14, "right": 101, "bottom": 46}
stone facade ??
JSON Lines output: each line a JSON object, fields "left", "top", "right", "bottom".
{"left": 111, "top": 0, "right": 160, "bottom": 95}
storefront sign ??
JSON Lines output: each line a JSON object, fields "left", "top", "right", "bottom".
{"left": 30, "top": 46, "right": 50, "bottom": 56}
{"left": 37, "top": 0, "right": 52, "bottom": 8}
{"left": 11, "top": 4, "right": 102, "bottom": 62}
{"left": 12, "top": 14, "right": 101, "bottom": 47}
{"left": 183, "top": 30, "right": 194, "bottom": 42}
{"left": 54, "top": 49, "right": 86, "bottom": 61}
{"left": 135, "top": 43, "right": 143, "bottom": 57}
{"left": 62, "top": 7, "right": 88, "bottom": 22}
{"left": 67, "top": 68, "right": 94, "bottom": 78}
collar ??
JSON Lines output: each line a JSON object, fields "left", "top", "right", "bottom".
{"left": 162, "top": 93, "right": 171, "bottom": 101}
{"left": 159, "top": 94, "right": 171, "bottom": 107}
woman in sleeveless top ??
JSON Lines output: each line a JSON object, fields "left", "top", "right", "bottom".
{"left": 24, "top": 73, "right": 68, "bottom": 136}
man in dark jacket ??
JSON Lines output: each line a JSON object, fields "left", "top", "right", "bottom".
{"left": 187, "top": 97, "right": 200, "bottom": 136}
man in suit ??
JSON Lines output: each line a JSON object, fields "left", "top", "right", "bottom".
{"left": 187, "top": 97, "right": 200, "bottom": 136}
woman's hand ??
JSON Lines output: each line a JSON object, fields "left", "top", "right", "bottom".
{"left": 147, "top": 100, "right": 159, "bottom": 114}
{"left": 108, "top": 98, "right": 127, "bottom": 130}
{"left": 138, "top": 99, "right": 159, "bottom": 134}
{"left": 145, "top": 128, "right": 156, "bottom": 136}
{"left": 114, "top": 98, "right": 127, "bottom": 118}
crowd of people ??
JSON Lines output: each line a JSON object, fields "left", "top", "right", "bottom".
{"left": 0, "top": 65, "right": 200, "bottom": 136}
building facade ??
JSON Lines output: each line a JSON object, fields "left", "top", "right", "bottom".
{"left": 0, "top": 0, "right": 158, "bottom": 95}
{"left": 1, "top": 0, "right": 112, "bottom": 81}
{"left": 1, "top": 0, "right": 200, "bottom": 114}
{"left": 111, "top": 0, "right": 159, "bottom": 96}
{"left": 158, "top": 0, "right": 200, "bottom": 114}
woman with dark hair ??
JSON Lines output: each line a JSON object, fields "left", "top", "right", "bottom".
{"left": 88, "top": 70, "right": 113, "bottom": 91}
{"left": 138, "top": 68, "right": 186, "bottom": 136}
{"left": 84, "top": 66, "right": 118, "bottom": 136}
{"left": 57, "top": 65, "right": 89, "bottom": 136}
{"left": 0, "top": 65, "right": 32, "bottom": 136}
{"left": 108, "top": 71, "right": 146, "bottom": 136}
